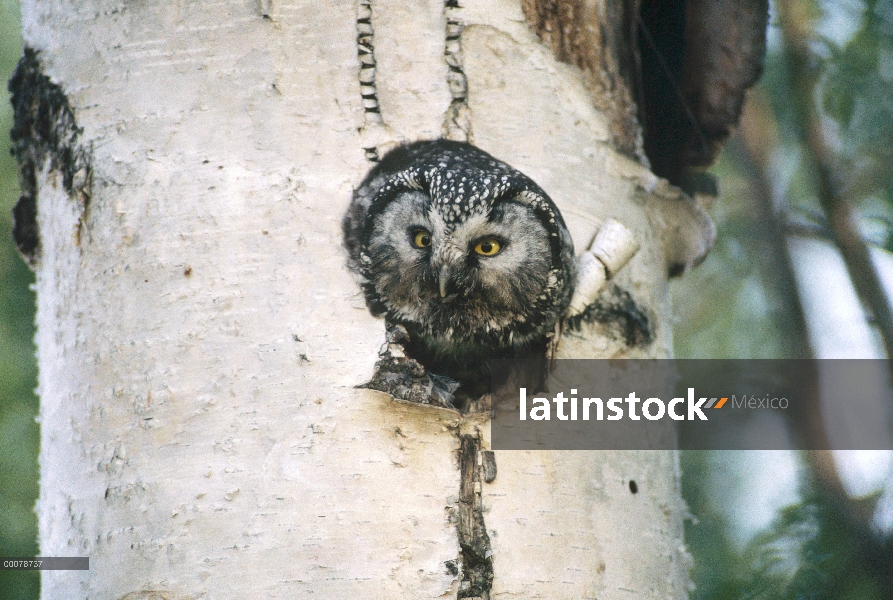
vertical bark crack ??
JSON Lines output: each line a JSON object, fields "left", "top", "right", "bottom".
{"left": 357, "top": 0, "right": 383, "bottom": 161}
{"left": 456, "top": 433, "right": 493, "bottom": 599}
{"left": 442, "top": 1, "right": 471, "bottom": 142}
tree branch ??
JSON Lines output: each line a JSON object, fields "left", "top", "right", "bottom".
{"left": 776, "top": 0, "right": 893, "bottom": 360}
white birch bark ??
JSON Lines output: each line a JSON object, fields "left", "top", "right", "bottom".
{"left": 21, "top": 0, "right": 708, "bottom": 597}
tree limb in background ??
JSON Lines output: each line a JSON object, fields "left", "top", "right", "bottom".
{"left": 776, "top": 0, "right": 893, "bottom": 361}
{"left": 735, "top": 91, "right": 813, "bottom": 360}
{"left": 738, "top": 76, "right": 892, "bottom": 586}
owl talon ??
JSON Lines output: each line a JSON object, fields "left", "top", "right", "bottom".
{"left": 361, "top": 324, "right": 460, "bottom": 409}
{"left": 361, "top": 356, "right": 459, "bottom": 409}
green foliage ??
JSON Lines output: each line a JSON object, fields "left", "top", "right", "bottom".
{"left": 739, "top": 488, "right": 892, "bottom": 599}
{"left": 820, "top": 0, "right": 893, "bottom": 205}
{"left": 683, "top": 451, "right": 893, "bottom": 600}
{"left": 681, "top": 452, "right": 751, "bottom": 600}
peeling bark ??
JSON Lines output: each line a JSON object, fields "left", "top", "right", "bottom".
{"left": 678, "top": 0, "right": 768, "bottom": 171}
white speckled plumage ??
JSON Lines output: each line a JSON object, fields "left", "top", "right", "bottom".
{"left": 344, "top": 140, "right": 575, "bottom": 387}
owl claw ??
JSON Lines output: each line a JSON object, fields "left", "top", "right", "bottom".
{"left": 361, "top": 323, "right": 460, "bottom": 409}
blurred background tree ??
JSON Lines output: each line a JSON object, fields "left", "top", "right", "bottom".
{"left": 0, "top": 0, "right": 39, "bottom": 597}
{"left": 671, "top": 0, "right": 893, "bottom": 598}
{"left": 0, "top": 0, "right": 891, "bottom": 599}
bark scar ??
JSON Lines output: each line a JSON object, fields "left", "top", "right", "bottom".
{"left": 360, "top": 324, "right": 501, "bottom": 413}
{"left": 442, "top": 0, "right": 471, "bottom": 142}
{"left": 456, "top": 433, "right": 493, "bottom": 599}
{"left": 360, "top": 324, "right": 460, "bottom": 410}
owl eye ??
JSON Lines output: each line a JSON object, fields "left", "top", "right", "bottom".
{"left": 412, "top": 229, "right": 432, "bottom": 248}
{"left": 474, "top": 238, "right": 502, "bottom": 256}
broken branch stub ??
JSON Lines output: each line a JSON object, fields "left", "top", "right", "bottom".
{"left": 567, "top": 218, "right": 640, "bottom": 317}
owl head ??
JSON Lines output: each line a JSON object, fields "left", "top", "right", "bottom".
{"left": 344, "top": 140, "right": 575, "bottom": 374}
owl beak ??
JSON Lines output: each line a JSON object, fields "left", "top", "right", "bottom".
{"left": 438, "top": 265, "right": 456, "bottom": 299}
{"left": 439, "top": 266, "right": 450, "bottom": 298}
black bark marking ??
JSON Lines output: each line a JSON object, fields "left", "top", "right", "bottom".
{"left": 480, "top": 450, "right": 497, "bottom": 484}
{"left": 457, "top": 434, "right": 493, "bottom": 599}
{"left": 9, "top": 47, "right": 92, "bottom": 267}
{"left": 564, "top": 282, "right": 653, "bottom": 347}
{"left": 445, "top": 559, "right": 459, "bottom": 576}
{"left": 357, "top": 0, "right": 382, "bottom": 161}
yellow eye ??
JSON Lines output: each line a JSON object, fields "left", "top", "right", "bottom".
{"left": 474, "top": 239, "right": 502, "bottom": 256}
{"left": 412, "top": 230, "right": 432, "bottom": 248}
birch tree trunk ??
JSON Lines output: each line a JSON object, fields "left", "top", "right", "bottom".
{"left": 15, "top": 0, "right": 712, "bottom": 597}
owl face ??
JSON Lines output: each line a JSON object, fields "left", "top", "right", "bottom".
{"left": 344, "top": 140, "right": 575, "bottom": 359}
{"left": 366, "top": 190, "right": 553, "bottom": 345}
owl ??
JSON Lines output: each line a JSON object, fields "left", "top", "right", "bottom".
{"left": 343, "top": 140, "right": 575, "bottom": 400}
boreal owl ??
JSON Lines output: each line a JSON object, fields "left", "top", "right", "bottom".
{"left": 343, "top": 139, "right": 575, "bottom": 397}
